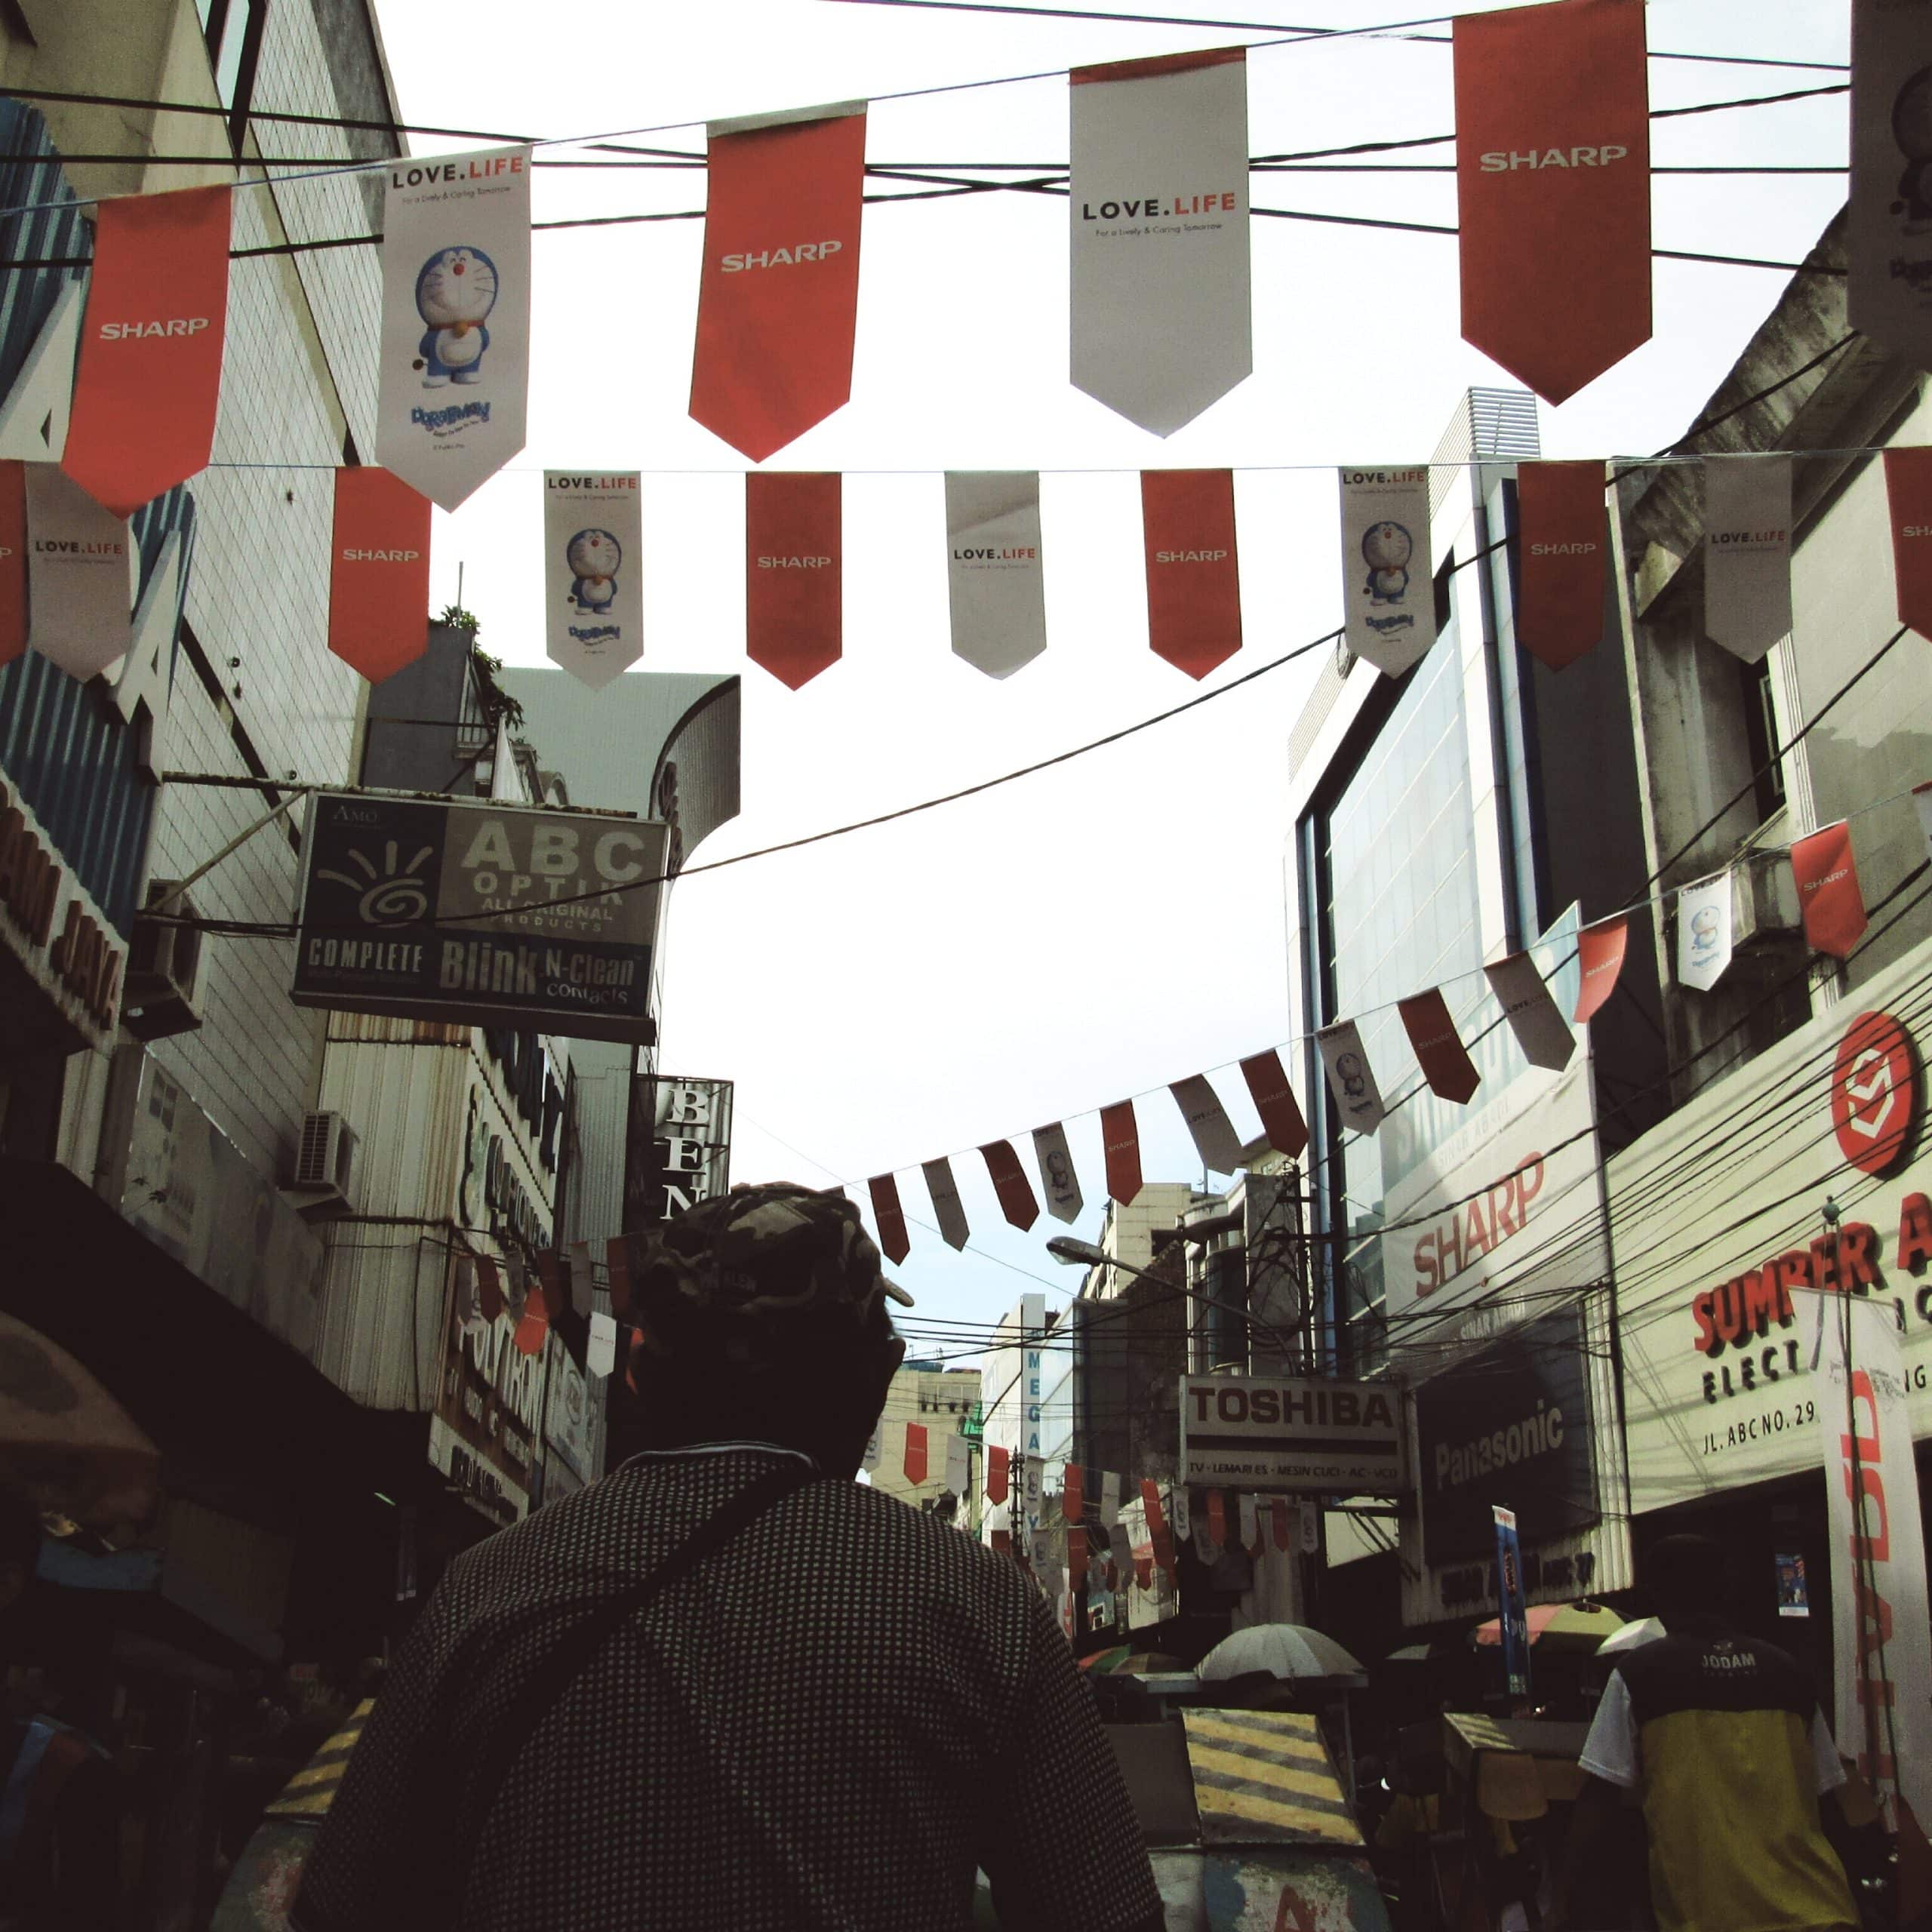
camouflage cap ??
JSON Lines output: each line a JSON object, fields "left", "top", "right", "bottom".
{"left": 631, "top": 1183, "right": 912, "bottom": 1367}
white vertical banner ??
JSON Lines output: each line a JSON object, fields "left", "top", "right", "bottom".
{"left": 1849, "top": 0, "right": 1932, "bottom": 367}
{"left": 921, "top": 1156, "right": 970, "bottom": 1251}
{"left": 1170, "top": 1074, "right": 1244, "bottom": 1175}
{"left": 1237, "top": 1494, "right": 1258, "bottom": 1552}
{"left": 1676, "top": 873, "right": 1734, "bottom": 993}
{"left": 1703, "top": 454, "right": 1792, "bottom": 663}
{"left": 1032, "top": 1122, "right": 1084, "bottom": 1224}
{"left": 1339, "top": 466, "right": 1435, "bottom": 675}
{"left": 945, "top": 1433, "right": 971, "bottom": 1497}
{"left": 1484, "top": 952, "right": 1577, "bottom": 1072}
{"left": 566, "top": 1241, "right": 595, "bottom": 1318}
{"left": 1298, "top": 1500, "right": 1320, "bottom": 1556}
{"left": 863, "top": 1425, "right": 883, "bottom": 1473}
{"left": 544, "top": 470, "right": 643, "bottom": 688}
{"left": 377, "top": 147, "right": 531, "bottom": 511}
{"left": 1170, "top": 1487, "right": 1192, "bottom": 1540}
{"left": 946, "top": 472, "right": 1046, "bottom": 678}
{"left": 1100, "top": 1470, "right": 1121, "bottom": 1528}
{"left": 1069, "top": 49, "right": 1251, "bottom": 436}
{"left": 1317, "top": 1020, "right": 1386, "bottom": 1136}
{"left": 26, "top": 463, "right": 131, "bottom": 678}
{"left": 1814, "top": 1293, "right": 1932, "bottom": 1833}
{"left": 586, "top": 1310, "right": 617, "bottom": 1380}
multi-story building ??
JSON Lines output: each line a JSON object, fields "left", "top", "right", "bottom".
{"left": 866, "top": 1358, "right": 982, "bottom": 1515}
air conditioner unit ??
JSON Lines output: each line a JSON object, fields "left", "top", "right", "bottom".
{"left": 287, "top": 1111, "right": 357, "bottom": 1215}
{"left": 1731, "top": 846, "right": 1803, "bottom": 950}
{"left": 123, "top": 881, "right": 205, "bottom": 1040}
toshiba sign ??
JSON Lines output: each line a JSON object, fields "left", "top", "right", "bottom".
{"left": 1178, "top": 1374, "right": 1405, "bottom": 1494}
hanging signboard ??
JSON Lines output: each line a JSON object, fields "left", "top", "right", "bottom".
{"left": 290, "top": 793, "right": 667, "bottom": 1044}
{"left": 1179, "top": 1374, "right": 1404, "bottom": 1494}
{"left": 625, "top": 1074, "right": 734, "bottom": 1228}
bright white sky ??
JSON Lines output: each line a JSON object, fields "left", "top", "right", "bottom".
{"left": 373, "top": 0, "right": 1848, "bottom": 1358}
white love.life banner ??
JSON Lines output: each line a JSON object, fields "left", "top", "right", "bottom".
{"left": 1813, "top": 1292, "right": 1932, "bottom": 1835}
{"left": 1339, "top": 466, "right": 1435, "bottom": 675}
{"left": 1317, "top": 1019, "right": 1386, "bottom": 1136}
{"left": 1676, "top": 872, "right": 1734, "bottom": 993}
{"left": 1703, "top": 454, "right": 1792, "bottom": 663}
{"left": 1170, "top": 1074, "right": 1244, "bottom": 1175}
{"left": 377, "top": 147, "right": 531, "bottom": 512}
{"left": 1069, "top": 48, "right": 1251, "bottom": 436}
{"left": 946, "top": 472, "right": 1046, "bottom": 678}
{"left": 544, "top": 470, "right": 643, "bottom": 688}
{"left": 1100, "top": 1470, "right": 1121, "bottom": 1528}
{"left": 26, "top": 462, "right": 131, "bottom": 678}
{"left": 945, "top": 1433, "right": 971, "bottom": 1497}
{"left": 1849, "top": 0, "right": 1932, "bottom": 368}
{"left": 586, "top": 1311, "right": 618, "bottom": 1380}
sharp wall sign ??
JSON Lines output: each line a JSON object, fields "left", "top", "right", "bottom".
{"left": 1178, "top": 1374, "right": 1404, "bottom": 1494}
{"left": 291, "top": 793, "right": 668, "bottom": 1044}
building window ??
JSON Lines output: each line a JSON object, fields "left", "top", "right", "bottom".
{"left": 200, "top": 0, "right": 269, "bottom": 149}
{"left": 1740, "top": 657, "right": 1787, "bottom": 823}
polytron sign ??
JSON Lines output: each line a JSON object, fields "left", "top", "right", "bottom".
{"left": 1832, "top": 1011, "right": 1918, "bottom": 1177}
{"left": 1179, "top": 1374, "right": 1404, "bottom": 1494}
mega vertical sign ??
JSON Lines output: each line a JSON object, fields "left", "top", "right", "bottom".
{"left": 626, "top": 1075, "right": 734, "bottom": 1226}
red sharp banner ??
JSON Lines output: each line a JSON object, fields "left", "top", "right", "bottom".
{"left": 746, "top": 472, "right": 841, "bottom": 688}
{"left": 1134, "top": 1556, "right": 1153, "bottom": 1590}
{"left": 1792, "top": 822, "right": 1868, "bottom": 958}
{"left": 513, "top": 1277, "right": 549, "bottom": 1357}
{"left": 1240, "top": 1049, "right": 1309, "bottom": 1158}
{"left": 1068, "top": 1525, "right": 1088, "bottom": 1591}
{"left": 903, "top": 1421, "right": 928, "bottom": 1487}
{"left": 1204, "top": 1489, "right": 1226, "bottom": 1549}
{"left": 476, "top": 1256, "right": 504, "bottom": 1324}
{"left": 1454, "top": 0, "right": 1650, "bottom": 402}
{"left": 690, "top": 107, "right": 866, "bottom": 462}
{"left": 1398, "top": 988, "right": 1481, "bottom": 1104}
{"left": 1517, "top": 460, "right": 1607, "bottom": 669}
{"left": 1141, "top": 469, "right": 1241, "bottom": 678}
{"left": 1100, "top": 1100, "right": 1143, "bottom": 1205}
{"left": 987, "top": 1444, "right": 1011, "bottom": 1504}
{"left": 992, "top": 1529, "right": 1012, "bottom": 1557}
{"left": 63, "top": 184, "right": 231, "bottom": 517}
{"left": 1271, "top": 1497, "right": 1291, "bottom": 1552}
{"left": 0, "top": 462, "right": 23, "bottom": 667}
{"left": 605, "top": 1235, "right": 633, "bottom": 1317}
{"left": 1063, "top": 1463, "right": 1083, "bottom": 1525}
{"left": 980, "top": 1140, "right": 1040, "bottom": 1231}
{"left": 1574, "top": 916, "right": 1629, "bottom": 1023}
{"left": 328, "top": 468, "right": 432, "bottom": 681}
{"left": 868, "top": 1173, "right": 911, "bottom": 1264}
{"left": 1884, "top": 448, "right": 1932, "bottom": 639}
{"left": 1140, "top": 1478, "right": 1176, "bottom": 1574}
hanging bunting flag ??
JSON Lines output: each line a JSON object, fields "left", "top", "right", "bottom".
{"left": 25, "top": 463, "right": 130, "bottom": 679}
{"left": 1398, "top": 989, "right": 1482, "bottom": 1104}
{"left": 921, "top": 1156, "right": 970, "bottom": 1251}
{"left": 1240, "top": 1050, "right": 1310, "bottom": 1159}
{"left": 1068, "top": 1524, "right": 1088, "bottom": 1592}
{"left": 1031, "top": 1123, "right": 1084, "bottom": 1223}
{"left": 1063, "top": 1463, "right": 1084, "bottom": 1526}
{"left": 328, "top": 467, "right": 432, "bottom": 682}
{"left": 1238, "top": 1494, "right": 1258, "bottom": 1553}
{"left": 566, "top": 1241, "right": 595, "bottom": 1319}
{"left": 1676, "top": 873, "right": 1734, "bottom": 993}
{"left": 454, "top": 1260, "right": 485, "bottom": 1340}
{"left": 746, "top": 472, "right": 841, "bottom": 688}
{"left": 1916, "top": 780, "right": 1932, "bottom": 867}
{"left": 1454, "top": 0, "right": 1650, "bottom": 402}
{"left": 377, "top": 146, "right": 531, "bottom": 511}
{"left": 1299, "top": 1501, "right": 1321, "bottom": 1557}
{"left": 1884, "top": 448, "right": 1932, "bottom": 638}
{"left": 1516, "top": 460, "right": 1607, "bottom": 670}
{"left": 1204, "top": 1488, "right": 1226, "bottom": 1549}
{"left": 62, "top": 184, "right": 230, "bottom": 518}
{"left": 1792, "top": 822, "right": 1869, "bottom": 958}
{"left": 1141, "top": 469, "right": 1241, "bottom": 678}
{"left": 689, "top": 104, "right": 867, "bottom": 461}
{"left": 1169, "top": 1075, "right": 1244, "bottom": 1175}
{"left": 992, "top": 1528, "right": 1013, "bottom": 1558}
{"left": 1316, "top": 1020, "right": 1386, "bottom": 1137}
{"left": 0, "top": 463, "right": 26, "bottom": 668}
{"left": 1109, "top": 1519, "right": 1134, "bottom": 1577}
{"left": 475, "top": 1254, "right": 504, "bottom": 1325}
{"left": 987, "top": 1443, "right": 1011, "bottom": 1504}
{"left": 605, "top": 1235, "right": 633, "bottom": 1318}
{"left": 1484, "top": 952, "right": 1577, "bottom": 1072}
{"left": 1574, "top": 916, "right": 1629, "bottom": 1023}
{"left": 535, "top": 1248, "right": 564, "bottom": 1317}
{"left": 1270, "top": 1497, "right": 1291, "bottom": 1553}
{"left": 1134, "top": 1555, "right": 1154, "bottom": 1591}
{"left": 543, "top": 470, "right": 643, "bottom": 688}
{"left": 513, "top": 1276, "right": 549, "bottom": 1357}
{"left": 587, "top": 1310, "right": 617, "bottom": 1380}
{"left": 1069, "top": 48, "right": 1250, "bottom": 435}
{"left": 904, "top": 1421, "right": 929, "bottom": 1487}
{"left": 1099, "top": 1100, "right": 1143, "bottom": 1205}
{"left": 868, "top": 1173, "right": 911, "bottom": 1264}
{"left": 1170, "top": 1487, "right": 1191, "bottom": 1541}
{"left": 1100, "top": 1470, "right": 1121, "bottom": 1529}
{"left": 1850, "top": 0, "right": 1932, "bottom": 367}
{"left": 946, "top": 472, "right": 1046, "bottom": 678}
{"left": 1339, "top": 466, "right": 1435, "bottom": 676}
{"left": 1140, "top": 1478, "right": 1176, "bottom": 1574}
{"left": 1703, "top": 454, "right": 1792, "bottom": 662}
{"left": 1192, "top": 1513, "right": 1217, "bottom": 1565}
{"left": 946, "top": 1434, "right": 971, "bottom": 1498}
{"left": 980, "top": 1140, "right": 1041, "bottom": 1231}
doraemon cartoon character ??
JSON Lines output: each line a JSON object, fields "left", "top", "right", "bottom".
{"left": 566, "top": 529, "right": 623, "bottom": 614}
{"left": 413, "top": 246, "right": 498, "bottom": 388}
{"left": 1361, "top": 521, "right": 1413, "bottom": 605}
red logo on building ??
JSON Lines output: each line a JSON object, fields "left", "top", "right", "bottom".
{"left": 1831, "top": 1011, "right": 1918, "bottom": 1178}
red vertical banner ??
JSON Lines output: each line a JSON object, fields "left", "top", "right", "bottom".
{"left": 1068, "top": 1525, "right": 1088, "bottom": 1592}
{"left": 1398, "top": 989, "right": 1481, "bottom": 1104}
{"left": 0, "top": 462, "right": 24, "bottom": 667}
{"left": 63, "top": 184, "right": 231, "bottom": 516}
{"left": 1792, "top": 823, "right": 1868, "bottom": 958}
{"left": 1141, "top": 1478, "right": 1176, "bottom": 1574}
{"left": 1240, "top": 1049, "right": 1309, "bottom": 1158}
{"left": 605, "top": 1235, "right": 633, "bottom": 1317}
{"left": 903, "top": 1421, "right": 928, "bottom": 1487}
{"left": 476, "top": 1255, "right": 504, "bottom": 1324}
{"left": 1141, "top": 469, "right": 1241, "bottom": 678}
{"left": 867, "top": 1173, "right": 910, "bottom": 1264}
{"left": 1062, "top": 1463, "right": 1083, "bottom": 1527}
{"left": 513, "top": 1277, "right": 549, "bottom": 1356}
{"left": 1574, "top": 916, "right": 1629, "bottom": 1023}
{"left": 1454, "top": 0, "right": 1650, "bottom": 402}
{"left": 1100, "top": 1100, "right": 1143, "bottom": 1206}
{"left": 1516, "top": 460, "right": 1607, "bottom": 669}
{"left": 329, "top": 468, "right": 432, "bottom": 681}
{"left": 992, "top": 1528, "right": 1012, "bottom": 1557}
{"left": 1884, "top": 448, "right": 1932, "bottom": 639}
{"left": 980, "top": 1140, "right": 1041, "bottom": 1231}
{"left": 987, "top": 1444, "right": 1011, "bottom": 1504}
{"left": 746, "top": 472, "right": 841, "bottom": 688}
{"left": 690, "top": 106, "right": 867, "bottom": 462}
{"left": 1204, "top": 1489, "right": 1226, "bottom": 1549}
{"left": 1271, "top": 1497, "right": 1291, "bottom": 1552}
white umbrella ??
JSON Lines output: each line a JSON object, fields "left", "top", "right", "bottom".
{"left": 1597, "top": 1616, "right": 1666, "bottom": 1655}
{"left": 1197, "top": 1623, "right": 1367, "bottom": 1684}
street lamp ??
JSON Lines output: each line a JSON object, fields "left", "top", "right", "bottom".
{"left": 1044, "top": 1235, "right": 1298, "bottom": 1363}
